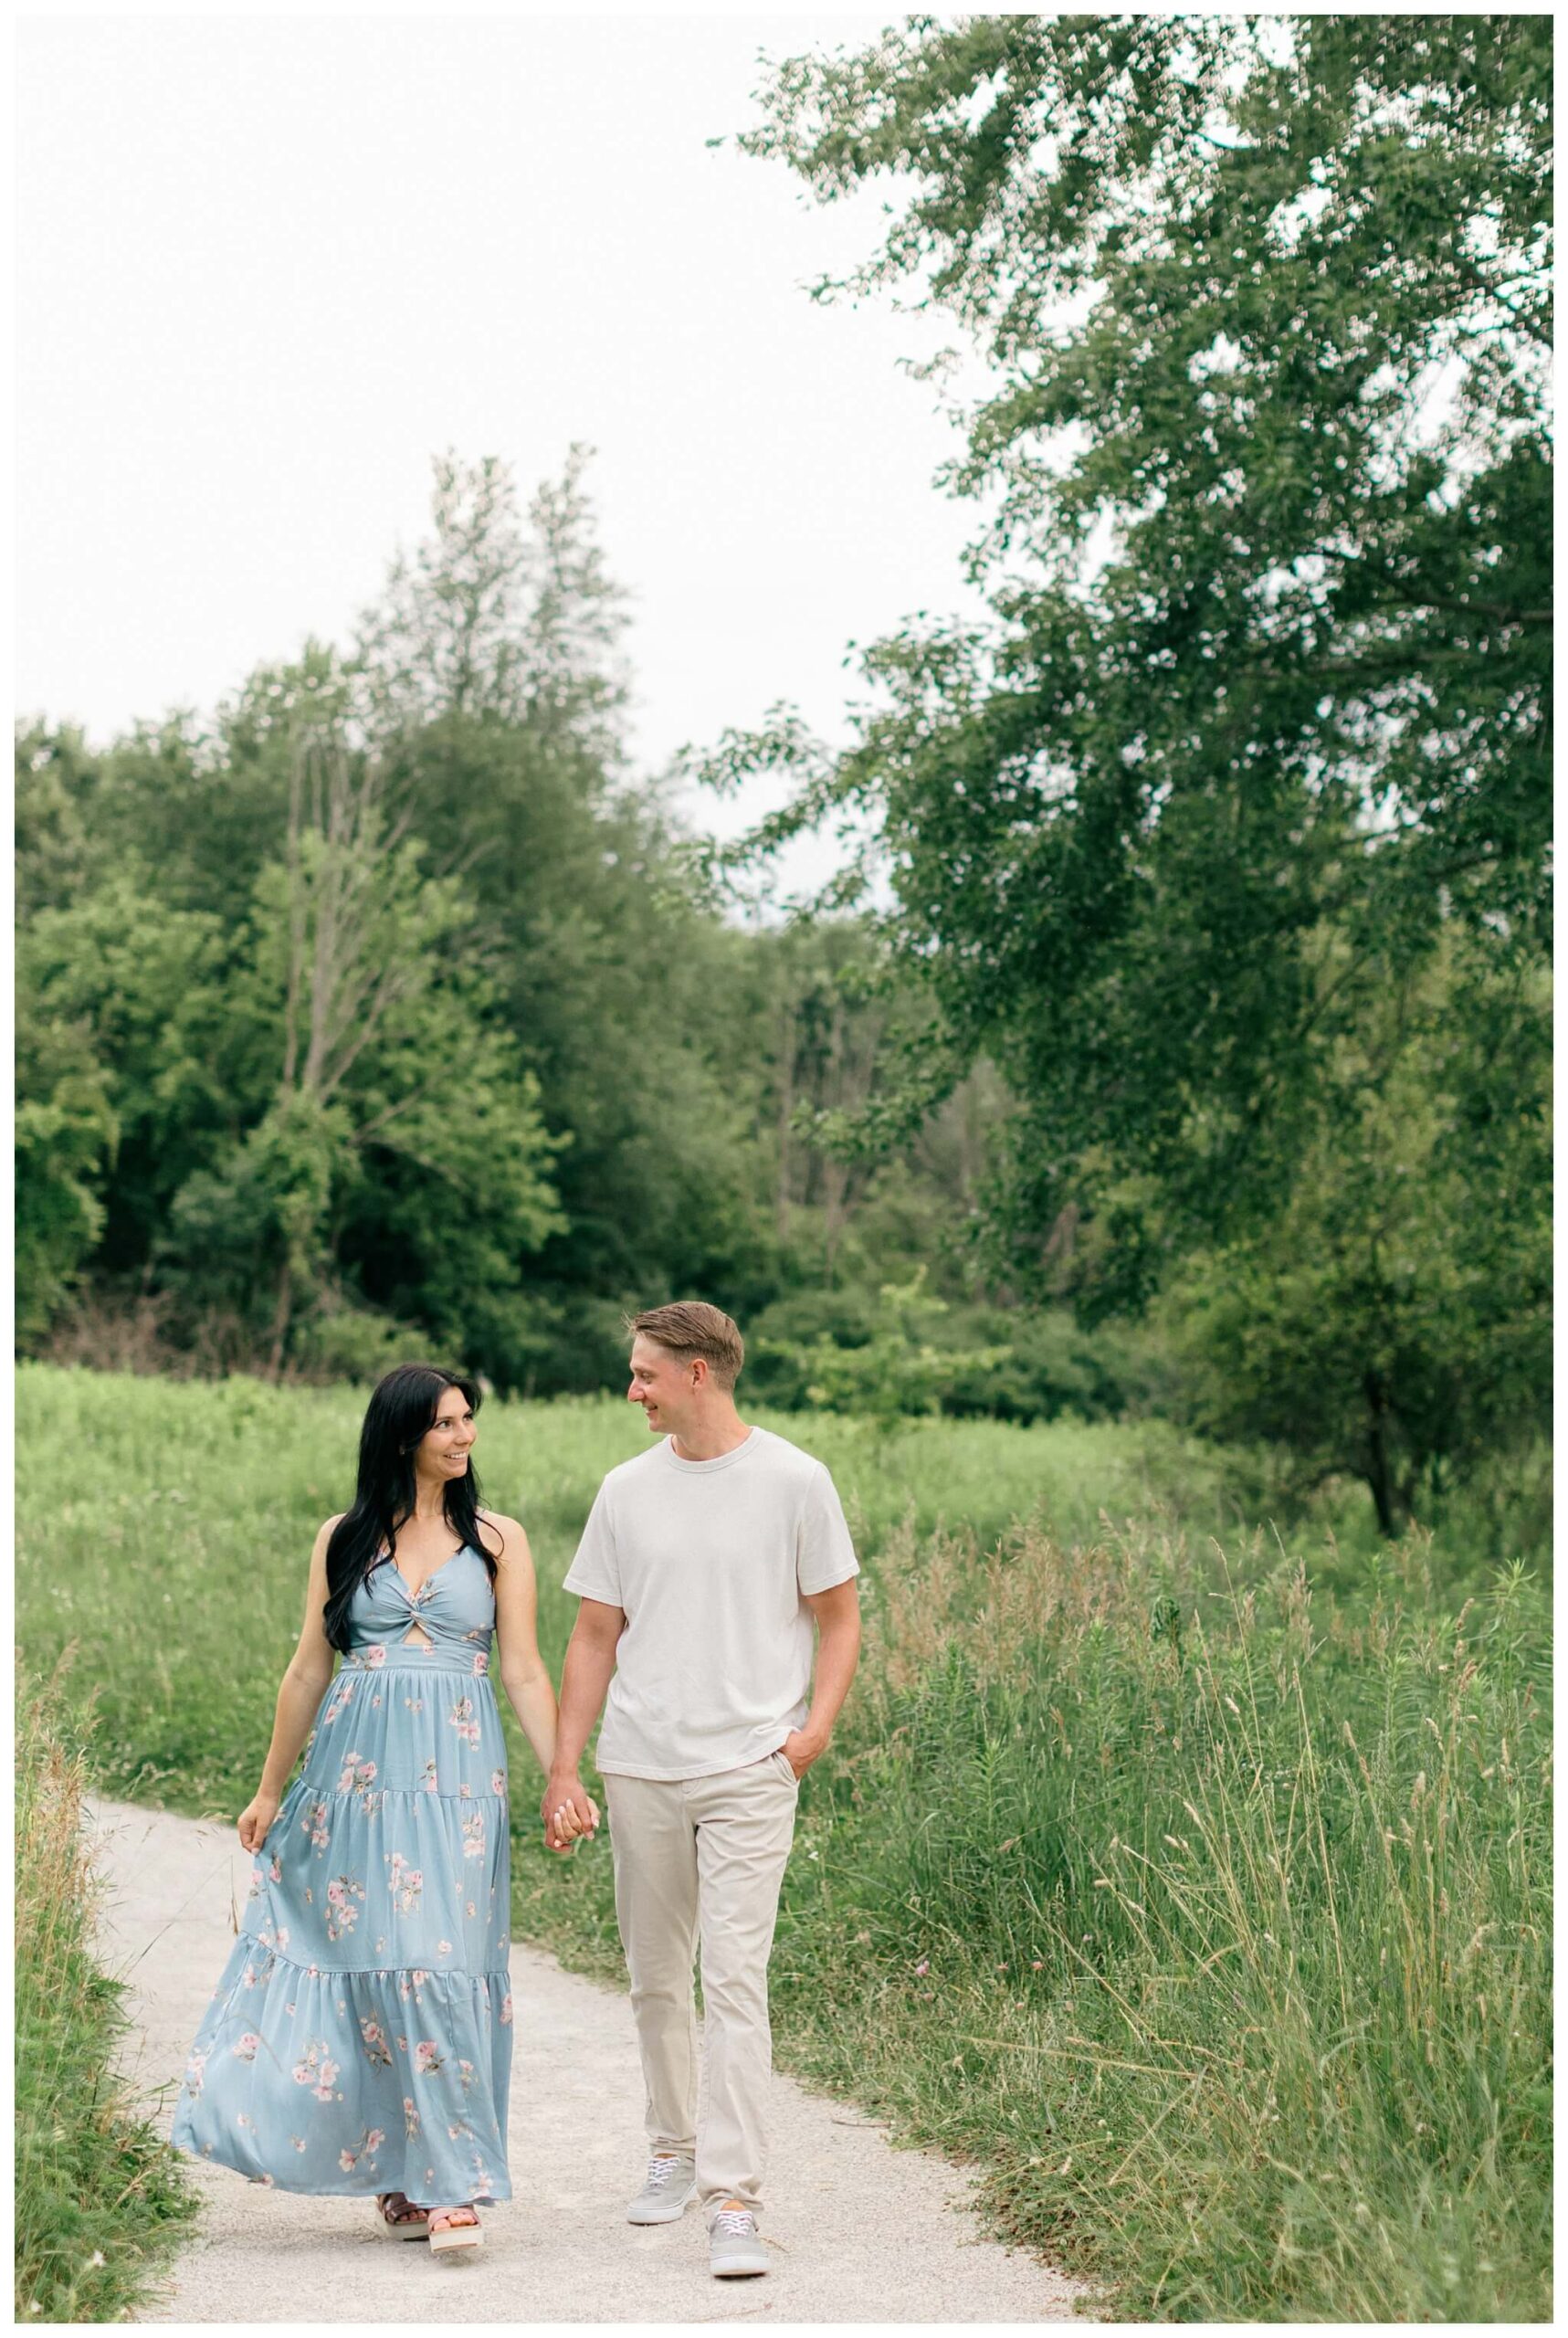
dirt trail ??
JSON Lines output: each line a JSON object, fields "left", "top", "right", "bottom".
{"left": 86, "top": 1797, "right": 1090, "bottom": 2323}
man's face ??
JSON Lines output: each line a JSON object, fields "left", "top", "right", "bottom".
{"left": 627, "top": 1336, "right": 696, "bottom": 1434}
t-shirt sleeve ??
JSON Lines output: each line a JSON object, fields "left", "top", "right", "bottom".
{"left": 797, "top": 1463, "right": 859, "bottom": 1596}
{"left": 563, "top": 1482, "right": 624, "bottom": 1607}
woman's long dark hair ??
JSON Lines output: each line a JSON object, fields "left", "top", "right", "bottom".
{"left": 322, "top": 1364, "right": 501, "bottom": 1652}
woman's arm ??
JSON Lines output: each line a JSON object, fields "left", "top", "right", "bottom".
{"left": 238, "top": 1517, "right": 340, "bottom": 1849}
{"left": 487, "top": 1511, "right": 564, "bottom": 1776}
{"left": 542, "top": 1597, "right": 623, "bottom": 1843}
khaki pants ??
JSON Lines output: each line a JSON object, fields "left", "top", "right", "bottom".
{"left": 603, "top": 1753, "right": 798, "bottom": 2215}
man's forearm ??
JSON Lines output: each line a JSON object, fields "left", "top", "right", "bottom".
{"left": 551, "top": 1629, "right": 619, "bottom": 1775}
{"left": 804, "top": 1610, "right": 861, "bottom": 1745}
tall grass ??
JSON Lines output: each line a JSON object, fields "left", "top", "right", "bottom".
{"left": 15, "top": 1662, "right": 197, "bottom": 2321}
{"left": 754, "top": 1520, "right": 1553, "bottom": 2321}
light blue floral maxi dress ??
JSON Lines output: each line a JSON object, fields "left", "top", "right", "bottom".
{"left": 172, "top": 1547, "right": 512, "bottom": 2204}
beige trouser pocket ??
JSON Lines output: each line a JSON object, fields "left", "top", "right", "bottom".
{"left": 605, "top": 1761, "right": 797, "bottom": 2214}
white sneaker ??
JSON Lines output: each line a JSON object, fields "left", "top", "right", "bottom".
{"left": 709, "top": 2206, "right": 769, "bottom": 2277}
{"left": 626, "top": 2152, "right": 697, "bottom": 2224}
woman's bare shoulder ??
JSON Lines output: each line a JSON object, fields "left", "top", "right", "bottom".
{"left": 477, "top": 1509, "right": 530, "bottom": 1560}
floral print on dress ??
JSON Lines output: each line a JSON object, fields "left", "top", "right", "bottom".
{"left": 324, "top": 1875, "right": 365, "bottom": 1943}
{"left": 291, "top": 2042, "right": 342, "bottom": 2101}
{"left": 461, "top": 1810, "right": 486, "bottom": 1861}
{"left": 338, "top": 2125, "right": 385, "bottom": 2174}
{"left": 322, "top": 1676, "right": 357, "bottom": 1724}
{"left": 388, "top": 1851, "right": 423, "bottom": 1913}
{"left": 335, "top": 1752, "right": 377, "bottom": 1796}
{"left": 359, "top": 2015, "right": 393, "bottom": 2069}
{"left": 447, "top": 1695, "right": 481, "bottom": 1747}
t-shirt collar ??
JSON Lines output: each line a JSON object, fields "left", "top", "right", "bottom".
{"left": 660, "top": 1427, "right": 761, "bottom": 1474}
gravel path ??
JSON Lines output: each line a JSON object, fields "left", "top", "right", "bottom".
{"left": 87, "top": 1798, "right": 1090, "bottom": 2324}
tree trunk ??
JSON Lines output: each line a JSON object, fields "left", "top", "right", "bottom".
{"left": 821, "top": 995, "right": 847, "bottom": 1276}
{"left": 774, "top": 996, "right": 795, "bottom": 1245}
{"left": 268, "top": 1254, "right": 293, "bottom": 1382}
{"left": 1363, "top": 1369, "right": 1403, "bottom": 1539}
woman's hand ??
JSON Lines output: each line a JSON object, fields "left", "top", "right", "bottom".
{"left": 542, "top": 1775, "right": 600, "bottom": 1853}
{"left": 238, "top": 1790, "right": 282, "bottom": 1852}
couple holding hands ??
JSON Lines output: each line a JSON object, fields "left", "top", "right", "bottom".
{"left": 173, "top": 1302, "right": 861, "bottom": 2282}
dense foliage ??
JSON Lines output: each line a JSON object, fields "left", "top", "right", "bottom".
{"left": 702, "top": 13, "right": 1552, "bottom": 1528}
{"left": 16, "top": 456, "right": 1023, "bottom": 1398}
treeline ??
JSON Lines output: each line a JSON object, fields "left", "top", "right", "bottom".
{"left": 16, "top": 454, "right": 1110, "bottom": 1416}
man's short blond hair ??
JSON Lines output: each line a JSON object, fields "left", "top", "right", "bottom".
{"left": 626, "top": 1301, "right": 745, "bottom": 1390}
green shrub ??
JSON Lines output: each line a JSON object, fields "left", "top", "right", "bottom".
{"left": 290, "top": 1301, "right": 426, "bottom": 1385}
{"left": 749, "top": 1281, "right": 1169, "bottom": 1427}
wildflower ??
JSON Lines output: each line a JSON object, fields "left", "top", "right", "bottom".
{"left": 912, "top": 1959, "right": 930, "bottom": 1976}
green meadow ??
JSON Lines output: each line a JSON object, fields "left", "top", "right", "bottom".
{"left": 17, "top": 1365, "right": 1552, "bottom": 2321}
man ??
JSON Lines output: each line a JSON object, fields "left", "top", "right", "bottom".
{"left": 543, "top": 1301, "right": 861, "bottom": 2280}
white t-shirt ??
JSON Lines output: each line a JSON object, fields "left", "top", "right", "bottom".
{"left": 563, "top": 1424, "right": 859, "bottom": 1780}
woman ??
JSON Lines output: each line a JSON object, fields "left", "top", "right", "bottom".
{"left": 172, "top": 1363, "right": 594, "bottom": 2255}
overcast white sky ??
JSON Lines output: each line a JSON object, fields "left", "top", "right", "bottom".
{"left": 16, "top": 12, "right": 992, "bottom": 868}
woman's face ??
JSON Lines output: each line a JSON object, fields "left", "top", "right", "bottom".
{"left": 416, "top": 1385, "right": 477, "bottom": 1479}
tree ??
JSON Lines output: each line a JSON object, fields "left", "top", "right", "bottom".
{"left": 164, "top": 658, "right": 563, "bottom": 1381}
{"left": 1164, "top": 941, "right": 1551, "bottom": 1533}
{"left": 702, "top": 13, "right": 1552, "bottom": 1511}
{"left": 15, "top": 869, "right": 233, "bottom": 1341}
{"left": 720, "top": 15, "right": 1550, "bottom": 1249}
{"left": 353, "top": 452, "right": 781, "bottom": 1365}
